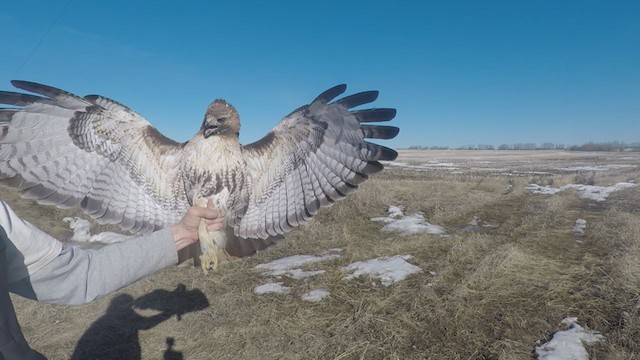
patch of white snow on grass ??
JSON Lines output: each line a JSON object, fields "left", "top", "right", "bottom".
{"left": 573, "top": 219, "right": 587, "bottom": 236}
{"left": 525, "top": 184, "right": 563, "bottom": 195}
{"left": 380, "top": 161, "right": 459, "bottom": 171}
{"left": 63, "top": 217, "right": 92, "bottom": 242}
{"left": 267, "top": 269, "right": 326, "bottom": 280}
{"left": 557, "top": 164, "right": 636, "bottom": 171}
{"left": 371, "top": 206, "right": 445, "bottom": 235}
{"left": 253, "top": 282, "right": 291, "bottom": 295}
{"left": 300, "top": 289, "right": 330, "bottom": 302}
{"left": 255, "top": 249, "right": 342, "bottom": 279}
{"left": 535, "top": 317, "right": 604, "bottom": 360}
{"left": 341, "top": 255, "right": 422, "bottom": 286}
{"left": 64, "top": 217, "right": 131, "bottom": 244}
{"left": 526, "top": 182, "right": 637, "bottom": 202}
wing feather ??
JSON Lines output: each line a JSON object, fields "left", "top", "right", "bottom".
{"left": 234, "top": 85, "right": 398, "bottom": 239}
{"left": 0, "top": 81, "right": 190, "bottom": 234}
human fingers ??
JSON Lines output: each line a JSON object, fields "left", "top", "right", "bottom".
{"left": 188, "top": 206, "right": 218, "bottom": 219}
{"left": 204, "top": 223, "right": 224, "bottom": 231}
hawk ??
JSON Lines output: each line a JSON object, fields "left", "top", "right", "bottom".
{"left": 0, "top": 81, "right": 398, "bottom": 272}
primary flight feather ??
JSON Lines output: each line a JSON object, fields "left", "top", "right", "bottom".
{"left": 0, "top": 81, "right": 399, "bottom": 271}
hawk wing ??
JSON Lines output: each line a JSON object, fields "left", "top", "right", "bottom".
{"left": 234, "top": 84, "right": 398, "bottom": 240}
{"left": 0, "top": 81, "right": 190, "bottom": 234}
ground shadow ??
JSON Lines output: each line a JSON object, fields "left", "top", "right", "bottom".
{"left": 71, "top": 284, "right": 209, "bottom": 360}
{"left": 163, "top": 337, "right": 183, "bottom": 360}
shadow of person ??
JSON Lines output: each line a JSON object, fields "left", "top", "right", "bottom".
{"left": 163, "top": 337, "right": 183, "bottom": 360}
{"left": 71, "top": 284, "right": 209, "bottom": 360}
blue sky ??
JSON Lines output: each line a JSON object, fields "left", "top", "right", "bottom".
{"left": 1, "top": 0, "right": 638, "bottom": 148}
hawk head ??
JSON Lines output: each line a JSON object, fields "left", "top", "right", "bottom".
{"left": 201, "top": 100, "right": 240, "bottom": 138}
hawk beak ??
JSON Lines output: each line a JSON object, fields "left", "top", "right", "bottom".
{"left": 203, "top": 125, "right": 219, "bottom": 138}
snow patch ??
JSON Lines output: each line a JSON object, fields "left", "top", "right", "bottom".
{"left": 63, "top": 217, "right": 92, "bottom": 242}
{"left": 63, "top": 217, "right": 130, "bottom": 244}
{"left": 557, "top": 164, "right": 636, "bottom": 171}
{"left": 371, "top": 206, "right": 445, "bottom": 235}
{"left": 526, "top": 182, "right": 637, "bottom": 201}
{"left": 381, "top": 161, "right": 459, "bottom": 171}
{"left": 341, "top": 255, "right": 422, "bottom": 286}
{"left": 573, "top": 219, "right": 587, "bottom": 236}
{"left": 255, "top": 249, "right": 342, "bottom": 279}
{"left": 267, "top": 268, "right": 326, "bottom": 280}
{"left": 535, "top": 317, "right": 604, "bottom": 360}
{"left": 300, "top": 289, "right": 330, "bottom": 302}
{"left": 525, "top": 184, "right": 563, "bottom": 195}
{"left": 253, "top": 282, "right": 291, "bottom": 295}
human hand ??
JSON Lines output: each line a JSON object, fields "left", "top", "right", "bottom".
{"left": 171, "top": 199, "right": 225, "bottom": 259}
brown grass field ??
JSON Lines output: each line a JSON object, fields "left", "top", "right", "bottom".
{"left": 8, "top": 150, "right": 640, "bottom": 359}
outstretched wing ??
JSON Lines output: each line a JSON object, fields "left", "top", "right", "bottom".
{"left": 235, "top": 84, "right": 398, "bottom": 240}
{"left": 0, "top": 81, "right": 190, "bottom": 234}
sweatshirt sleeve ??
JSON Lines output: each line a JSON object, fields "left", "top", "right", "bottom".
{"left": 10, "top": 229, "right": 179, "bottom": 305}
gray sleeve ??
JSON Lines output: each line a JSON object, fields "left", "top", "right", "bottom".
{"left": 10, "top": 229, "right": 178, "bottom": 305}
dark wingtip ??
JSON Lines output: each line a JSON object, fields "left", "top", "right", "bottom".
{"left": 11, "top": 80, "right": 41, "bottom": 92}
{"left": 336, "top": 91, "right": 379, "bottom": 109}
{"left": 361, "top": 125, "right": 400, "bottom": 140}
{"left": 380, "top": 146, "right": 398, "bottom": 161}
{"left": 352, "top": 108, "right": 397, "bottom": 123}
{"left": 313, "top": 84, "right": 347, "bottom": 104}
{"left": 10, "top": 80, "right": 82, "bottom": 104}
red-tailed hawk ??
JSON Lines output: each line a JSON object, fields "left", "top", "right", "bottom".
{"left": 0, "top": 81, "right": 398, "bottom": 272}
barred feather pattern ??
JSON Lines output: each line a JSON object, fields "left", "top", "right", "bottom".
{"left": 0, "top": 82, "right": 189, "bottom": 234}
{"left": 0, "top": 81, "right": 398, "bottom": 258}
{"left": 236, "top": 84, "right": 398, "bottom": 240}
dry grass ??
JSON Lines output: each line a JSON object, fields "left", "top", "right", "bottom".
{"left": 8, "top": 151, "right": 640, "bottom": 359}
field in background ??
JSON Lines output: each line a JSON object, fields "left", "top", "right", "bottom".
{"left": 9, "top": 150, "right": 640, "bottom": 359}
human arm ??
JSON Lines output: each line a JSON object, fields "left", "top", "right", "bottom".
{"left": 7, "top": 202, "right": 223, "bottom": 305}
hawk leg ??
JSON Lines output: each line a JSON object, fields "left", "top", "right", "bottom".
{"left": 198, "top": 219, "right": 217, "bottom": 275}
{"left": 194, "top": 191, "right": 238, "bottom": 274}
{"left": 197, "top": 221, "right": 240, "bottom": 274}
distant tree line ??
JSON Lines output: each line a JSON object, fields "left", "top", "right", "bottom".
{"left": 402, "top": 141, "right": 640, "bottom": 152}
{"left": 567, "top": 141, "right": 640, "bottom": 152}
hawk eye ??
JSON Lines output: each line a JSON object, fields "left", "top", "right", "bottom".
{"left": 218, "top": 117, "right": 227, "bottom": 123}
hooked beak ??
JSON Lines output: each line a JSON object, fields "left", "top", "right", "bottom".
{"left": 203, "top": 125, "right": 218, "bottom": 138}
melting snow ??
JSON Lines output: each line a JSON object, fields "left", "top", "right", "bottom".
{"left": 253, "top": 282, "right": 291, "bottom": 295}
{"left": 371, "top": 206, "right": 445, "bottom": 235}
{"left": 526, "top": 184, "right": 563, "bottom": 195}
{"left": 573, "top": 219, "right": 587, "bottom": 236}
{"left": 556, "top": 164, "right": 636, "bottom": 171}
{"left": 300, "top": 289, "right": 330, "bottom": 302}
{"left": 63, "top": 217, "right": 92, "bottom": 242}
{"left": 526, "top": 182, "right": 637, "bottom": 201}
{"left": 255, "top": 249, "right": 342, "bottom": 279}
{"left": 341, "top": 255, "right": 423, "bottom": 286}
{"left": 381, "top": 161, "right": 459, "bottom": 171}
{"left": 535, "top": 317, "right": 604, "bottom": 360}
{"left": 64, "top": 217, "right": 130, "bottom": 244}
